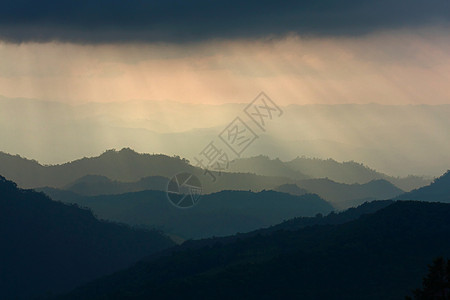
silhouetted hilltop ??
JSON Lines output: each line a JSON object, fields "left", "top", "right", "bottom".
{"left": 0, "top": 175, "right": 174, "bottom": 299}
{"left": 0, "top": 152, "right": 43, "bottom": 187}
{"left": 58, "top": 201, "right": 450, "bottom": 300}
{"left": 39, "top": 188, "right": 334, "bottom": 239}
{"left": 396, "top": 170, "right": 450, "bottom": 202}
{"left": 261, "top": 199, "right": 395, "bottom": 233}
{"left": 0, "top": 148, "right": 193, "bottom": 188}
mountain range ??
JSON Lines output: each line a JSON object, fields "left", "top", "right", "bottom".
{"left": 52, "top": 170, "right": 450, "bottom": 299}
{"left": 49, "top": 174, "right": 403, "bottom": 210}
{"left": 0, "top": 148, "right": 430, "bottom": 192}
{"left": 0, "top": 148, "right": 409, "bottom": 209}
{"left": 1, "top": 167, "right": 449, "bottom": 299}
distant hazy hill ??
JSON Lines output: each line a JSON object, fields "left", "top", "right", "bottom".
{"left": 273, "top": 181, "right": 400, "bottom": 209}
{"left": 274, "top": 183, "right": 308, "bottom": 196}
{"left": 228, "top": 155, "right": 429, "bottom": 191}
{"left": 396, "top": 170, "right": 450, "bottom": 203}
{"left": 227, "top": 156, "right": 310, "bottom": 180}
{"left": 0, "top": 176, "right": 174, "bottom": 300}
{"left": 0, "top": 149, "right": 294, "bottom": 192}
{"left": 58, "top": 201, "right": 450, "bottom": 300}
{"left": 64, "top": 174, "right": 169, "bottom": 196}
{"left": 39, "top": 188, "right": 333, "bottom": 239}
{"left": 59, "top": 173, "right": 402, "bottom": 209}
{"left": 295, "top": 178, "right": 402, "bottom": 209}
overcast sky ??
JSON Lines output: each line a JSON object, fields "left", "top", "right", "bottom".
{"left": 0, "top": 0, "right": 449, "bottom": 105}
{"left": 0, "top": 0, "right": 449, "bottom": 43}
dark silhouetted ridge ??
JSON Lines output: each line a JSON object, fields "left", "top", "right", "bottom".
{"left": 58, "top": 201, "right": 450, "bottom": 300}
{"left": 0, "top": 175, "right": 174, "bottom": 299}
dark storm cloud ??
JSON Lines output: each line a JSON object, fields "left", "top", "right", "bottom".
{"left": 0, "top": 0, "right": 449, "bottom": 43}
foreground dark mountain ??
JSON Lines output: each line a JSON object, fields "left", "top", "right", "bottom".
{"left": 59, "top": 201, "right": 450, "bottom": 300}
{"left": 396, "top": 170, "right": 450, "bottom": 203}
{"left": 0, "top": 176, "right": 174, "bottom": 300}
{"left": 39, "top": 188, "right": 334, "bottom": 239}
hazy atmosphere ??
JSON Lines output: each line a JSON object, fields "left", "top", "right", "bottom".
{"left": 1, "top": 0, "right": 449, "bottom": 299}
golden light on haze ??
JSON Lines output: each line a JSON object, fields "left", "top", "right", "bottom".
{"left": 1, "top": 28, "right": 450, "bottom": 177}
{"left": 0, "top": 27, "right": 449, "bottom": 106}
